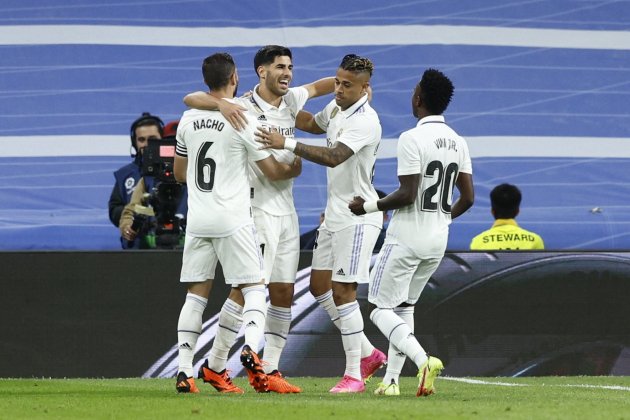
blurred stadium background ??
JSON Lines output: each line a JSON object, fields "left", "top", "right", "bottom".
{"left": 1, "top": 0, "right": 629, "bottom": 250}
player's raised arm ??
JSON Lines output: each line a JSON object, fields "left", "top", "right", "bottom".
{"left": 183, "top": 91, "right": 248, "bottom": 131}
{"left": 302, "top": 77, "right": 335, "bottom": 99}
{"left": 295, "top": 110, "right": 326, "bottom": 134}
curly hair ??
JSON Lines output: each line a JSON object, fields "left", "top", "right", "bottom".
{"left": 339, "top": 54, "right": 374, "bottom": 77}
{"left": 418, "top": 68, "right": 454, "bottom": 115}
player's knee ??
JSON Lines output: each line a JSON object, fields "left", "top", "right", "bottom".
{"left": 269, "top": 283, "right": 294, "bottom": 307}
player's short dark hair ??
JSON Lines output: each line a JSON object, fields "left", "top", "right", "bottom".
{"left": 490, "top": 183, "right": 522, "bottom": 219}
{"left": 339, "top": 54, "right": 374, "bottom": 77}
{"left": 418, "top": 68, "right": 454, "bottom": 115}
{"left": 254, "top": 45, "right": 292, "bottom": 76}
{"left": 202, "top": 52, "right": 236, "bottom": 91}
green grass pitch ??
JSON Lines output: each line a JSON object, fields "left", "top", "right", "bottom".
{"left": 1, "top": 376, "right": 629, "bottom": 419}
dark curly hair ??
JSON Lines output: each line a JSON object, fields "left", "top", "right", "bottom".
{"left": 418, "top": 68, "right": 454, "bottom": 115}
{"left": 339, "top": 54, "right": 374, "bottom": 77}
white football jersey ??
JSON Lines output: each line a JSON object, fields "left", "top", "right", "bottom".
{"left": 314, "top": 94, "right": 383, "bottom": 232}
{"left": 387, "top": 115, "right": 473, "bottom": 257}
{"left": 176, "top": 106, "right": 270, "bottom": 237}
{"left": 236, "top": 85, "right": 309, "bottom": 216}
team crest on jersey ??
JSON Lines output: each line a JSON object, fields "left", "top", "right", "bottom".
{"left": 336, "top": 128, "right": 344, "bottom": 139}
{"left": 124, "top": 177, "right": 136, "bottom": 195}
{"left": 330, "top": 107, "right": 339, "bottom": 119}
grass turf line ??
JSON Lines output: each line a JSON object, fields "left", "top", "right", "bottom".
{"left": 1, "top": 376, "right": 630, "bottom": 419}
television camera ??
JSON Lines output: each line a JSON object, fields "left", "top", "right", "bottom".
{"left": 130, "top": 138, "right": 185, "bottom": 249}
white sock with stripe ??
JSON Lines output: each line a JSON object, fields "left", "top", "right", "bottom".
{"left": 383, "top": 306, "right": 415, "bottom": 385}
{"left": 263, "top": 304, "right": 292, "bottom": 373}
{"left": 241, "top": 284, "right": 267, "bottom": 350}
{"left": 370, "top": 307, "right": 427, "bottom": 369}
{"left": 338, "top": 301, "right": 363, "bottom": 381}
{"left": 315, "top": 290, "right": 373, "bottom": 358}
{"left": 177, "top": 293, "right": 207, "bottom": 377}
{"left": 208, "top": 298, "right": 243, "bottom": 373}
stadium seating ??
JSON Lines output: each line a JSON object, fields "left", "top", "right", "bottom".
{"left": 1, "top": 2, "right": 629, "bottom": 250}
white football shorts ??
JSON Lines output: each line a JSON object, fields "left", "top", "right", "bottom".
{"left": 180, "top": 224, "right": 264, "bottom": 286}
{"left": 253, "top": 208, "right": 299, "bottom": 284}
{"left": 312, "top": 224, "right": 381, "bottom": 284}
{"left": 368, "top": 242, "right": 443, "bottom": 308}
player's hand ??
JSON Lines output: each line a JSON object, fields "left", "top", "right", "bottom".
{"left": 289, "top": 156, "right": 302, "bottom": 177}
{"left": 218, "top": 99, "right": 248, "bottom": 131}
{"left": 256, "top": 127, "right": 285, "bottom": 149}
{"left": 349, "top": 196, "right": 367, "bottom": 215}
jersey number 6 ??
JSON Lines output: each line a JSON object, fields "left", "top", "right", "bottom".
{"left": 196, "top": 141, "right": 217, "bottom": 192}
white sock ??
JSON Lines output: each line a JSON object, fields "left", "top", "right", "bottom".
{"left": 316, "top": 290, "right": 373, "bottom": 358}
{"left": 177, "top": 293, "right": 208, "bottom": 377}
{"left": 383, "top": 306, "right": 415, "bottom": 385}
{"left": 242, "top": 285, "right": 267, "bottom": 350}
{"left": 314, "top": 290, "right": 341, "bottom": 329}
{"left": 338, "top": 301, "right": 363, "bottom": 381}
{"left": 208, "top": 298, "right": 243, "bottom": 373}
{"left": 263, "top": 304, "right": 292, "bottom": 373}
{"left": 370, "top": 308, "right": 427, "bottom": 369}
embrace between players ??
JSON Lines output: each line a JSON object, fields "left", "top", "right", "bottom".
{"left": 172, "top": 45, "right": 475, "bottom": 397}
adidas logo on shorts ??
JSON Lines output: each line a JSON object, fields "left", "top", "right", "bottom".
{"left": 336, "top": 268, "right": 345, "bottom": 276}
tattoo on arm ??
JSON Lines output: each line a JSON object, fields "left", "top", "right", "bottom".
{"left": 294, "top": 142, "right": 353, "bottom": 167}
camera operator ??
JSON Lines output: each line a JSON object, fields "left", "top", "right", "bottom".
{"left": 108, "top": 112, "right": 164, "bottom": 228}
{"left": 117, "top": 115, "right": 188, "bottom": 249}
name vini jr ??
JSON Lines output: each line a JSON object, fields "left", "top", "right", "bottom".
{"left": 434, "top": 138, "right": 458, "bottom": 151}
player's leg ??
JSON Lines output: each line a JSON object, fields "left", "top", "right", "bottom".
{"left": 176, "top": 235, "right": 217, "bottom": 393}
{"left": 380, "top": 305, "right": 414, "bottom": 389}
{"left": 406, "top": 257, "right": 444, "bottom": 396}
{"left": 329, "top": 224, "right": 384, "bottom": 393}
{"left": 369, "top": 249, "right": 443, "bottom": 396}
{"left": 329, "top": 280, "right": 366, "bottom": 393}
{"left": 198, "top": 287, "right": 245, "bottom": 394}
{"left": 310, "top": 227, "right": 337, "bottom": 322}
{"left": 310, "top": 227, "right": 384, "bottom": 369}
{"left": 259, "top": 211, "right": 301, "bottom": 393}
{"left": 217, "top": 223, "right": 269, "bottom": 392}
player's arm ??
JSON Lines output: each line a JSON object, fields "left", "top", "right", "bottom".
{"left": 255, "top": 155, "right": 302, "bottom": 181}
{"left": 450, "top": 172, "right": 474, "bottom": 219}
{"left": 302, "top": 77, "right": 335, "bottom": 99}
{"left": 256, "top": 127, "right": 352, "bottom": 167}
{"left": 174, "top": 155, "right": 187, "bottom": 183}
{"left": 349, "top": 174, "right": 419, "bottom": 215}
{"left": 182, "top": 91, "right": 248, "bottom": 130}
{"left": 295, "top": 110, "right": 326, "bottom": 134}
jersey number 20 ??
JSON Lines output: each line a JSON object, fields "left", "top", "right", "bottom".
{"left": 422, "top": 161, "right": 459, "bottom": 213}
